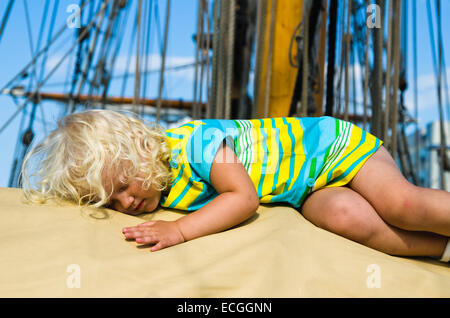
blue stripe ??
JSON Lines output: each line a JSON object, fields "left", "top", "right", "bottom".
{"left": 185, "top": 183, "right": 210, "bottom": 211}
{"left": 168, "top": 167, "right": 195, "bottom": 208}
{"left": 282, "top": 118, "right": 296, "bottom": 193}
{"left": 257, "top": 119, "right": 268, "bottom": 197}
{"left": 270, "top": 118, "right": 282, "bottom": 196}
{"left": 180, "top": 123, "right": 196, "bottom": 128}
{"left": 164, "top": 164, "right": 185, "bottom": 208}
{"left": 160, "top": 163, "right": 185, "bottom": 207}
{"left": 166, "top": 132, "right": 185, "bottom": 139}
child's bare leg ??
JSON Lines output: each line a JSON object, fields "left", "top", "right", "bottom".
{"left": 301, "top": 186, "right": 448, "bottom": 257}
{"left": 349, "top": 146, "right": 450, "bottom": 237}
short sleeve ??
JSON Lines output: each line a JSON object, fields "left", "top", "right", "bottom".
{"left": 186, "top": 122, "right": 238, "bottom": 185}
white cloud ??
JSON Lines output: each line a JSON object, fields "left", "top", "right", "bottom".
{"left": 403, "top": 67, "right": 450, "bottom": 127}
{"left": 330, "top": 62, "right": 450, "bottom": 128}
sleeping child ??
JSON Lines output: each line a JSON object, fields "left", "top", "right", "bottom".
{"left": 20, "top": 110, "right": 450, "bottom": 262}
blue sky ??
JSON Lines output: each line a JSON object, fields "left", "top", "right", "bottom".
{"left": 0, "top": 0, "right": 449, "bottom": 187}
{"left": 0, "top": 0, "right": 200, "bottom": 187}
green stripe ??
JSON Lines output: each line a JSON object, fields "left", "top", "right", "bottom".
{"left": 326, "top": 122, "right": 352, "bottom": 182}
{"left": 243, "top": 120, "right": 252, "bottom": 171}
{"left": 323, "top": 120, "right": 348, "bottom": 173}
{"left": 232, "top": 119, "right": 243, "bottom": 160}
{"left": 309, "top": 157, "right": 317, "bottom": 180}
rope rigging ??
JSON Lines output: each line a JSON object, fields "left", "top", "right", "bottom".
{"left": 0, "top": 0, "right": 14, "bottom": 44}
{"left": 0, "top": 0, "right": 448, "bottom": 190}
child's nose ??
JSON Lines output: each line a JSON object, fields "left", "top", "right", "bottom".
{"left": 117, "top": 192, "right": 134, "bottom": 210}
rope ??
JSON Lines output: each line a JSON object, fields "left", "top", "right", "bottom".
{"left": 436, "top": 0, "right": 450, "bottom": 169}
{"left": 370, "top": 0, "right": 384, "bottom": 139}
{"left": 335, "top": 0, "right": 346, "bottom": 117}
{"left": 204, "top": 0, "right": 213, "bottom": 119}
{"left": 35, "top": 0, "right": 51, "bottom": 62}
{"left": 215, "top": 0, "right": 228, "bottom": 118}
{"left": 23, "top": 0, "right": 38, "bottom": 87}
{"left": 351, "top": 38, "right": 357, "bottom": 120}
{"left": 89, "top": 0, "right": 122, "bottom": 102}
{"left": 343, "top": 0, "right": 352, "bottom": 122}
{"left": 224, "top": 0, "right": 236, "bottom": 119}
{"left": 435, "top": 0, "right": 447, "bottom": 187}
{"left": 0, "top": 0, "right": 14, "bottom": 44}
{"left": 262, "top": 0, "right": 276, "bottom": 118}
{"left": 0, "top": 0, "right": 110, "bottom": 134}
{"left": 252, "top": 0, "right": 265, "bottom": 118}
{"left": 197, "top": 0, "right": 209, "bottom": 120}
{"left": 363, "top": 2, "right": 370, "bottom": 131}
{"left": 156, "top": 0, "right": 171, "bottom": 123}
{"left": 21, "top": 0, "right": 51, "bottom": 136}
{"left": 100, "top": 0, "right": 131, "bottom": 108}
{"left": 120, "top": 8, "right": 139, "bottom": 98}
{"left": 192, "top": 0, "right": 204, "bottom": 119}
{"left": 141, "top": 0, "right": 154, "bottom": 116}
{"left": 209, "top": 0, "right": 220, "bottom": 119}
{"left": 426, "top": 0, "right": 446, "bottom": 187}
{"left": 412, "top": 0, "right": 419, "bottom": 178}
{"left": 70, "top": 0, "right": 109, "bottom": 113}
{"left": 382, "top": 0, "right": 393, "bottom": 146}
{"left": 299, "top": 0, "right": 309, "bottom": 117}
{"left": 389, "top": 0, "right": 402, "bottom": 161}
{"left": 0, "top": 0, "right": 94, "bottom": 95}
{"left": 325, "top": 0, "right": 338, "bottom": 117}
{"left": 133, "top": 0, "right": 142, "bottom": 114}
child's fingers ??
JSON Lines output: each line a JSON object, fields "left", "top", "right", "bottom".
{"left": 123, "top": 230, "right": 140, "bottom": 239}
{"left": 123, "top": 229, "right": 151, "bottom": 238}
{"left": 124, "top": 229, "right": 160, "bottom": 245}
{"left": 150, "top": 242, "right": 164, "bottom": 252}
{"left": 136, "top": 235, "right": 158, "bottom": 245}
{"left": 138, "top": 221, "right": 156, "bottom": 227}
{"left": 122, "top": 221, "right": 155, "bottom": 233}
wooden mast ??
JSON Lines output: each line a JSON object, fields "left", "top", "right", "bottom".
{"left": 253, "top": 0, "right": 327, "bottom": 118}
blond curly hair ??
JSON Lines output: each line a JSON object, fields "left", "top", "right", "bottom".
{"left": 20, "top": 109, "right": 172, "bottom": 208}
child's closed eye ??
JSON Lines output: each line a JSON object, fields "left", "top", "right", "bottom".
{"left": 117, "top": 185, "right": 128, "bottom": 193}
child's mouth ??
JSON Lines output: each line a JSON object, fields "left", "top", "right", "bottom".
{"left": 135, "top": 200, "right": 145, "bottom": 211}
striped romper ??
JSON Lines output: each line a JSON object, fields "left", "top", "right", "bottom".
{"left": 159, "top": 116, "right": 383, "bottom": 211}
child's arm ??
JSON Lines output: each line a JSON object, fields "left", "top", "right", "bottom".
{"left": 122, "top": 142, "right": 260, "bottom": 252}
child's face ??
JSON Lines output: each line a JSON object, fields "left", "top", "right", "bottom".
{"left": 107, "top": 172, "right": 161, "bottom": 215}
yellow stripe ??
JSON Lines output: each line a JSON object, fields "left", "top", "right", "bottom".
{"left": 270, "top": 118, "right": 293, "bottom": 195}
{"left": 317, "top": 124, "right": 354, "bottom": 184}
{"left": 314, "top": 121, "right": 347, "bottom": 188}
{"left": 335, "top": 130, "right": 378, "bottom": 187}
{"left": 287, "top": 117, "right": 304, "bottom": 192}
{"left": 248, "top": 119, "right": 263, "bottom": 187}
{"left": 332, "top": 125, "right": 364, "bottom": 179}
{"left": 324, "top": 143, "right": 379, "bottom": 188}
{"left": 163, "top": 122, "right": 205, "bottom": 209}
{"left": 322, "top": 125, "right": 379, "bottom": 189}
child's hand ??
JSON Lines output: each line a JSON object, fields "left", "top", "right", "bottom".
{"left": 122, "top": 220, "right": 186, "bottom": 252}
